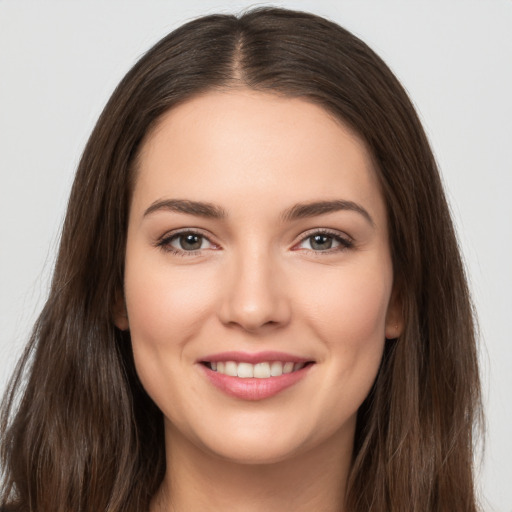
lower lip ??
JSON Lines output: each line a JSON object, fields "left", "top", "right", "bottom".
{"left": 200, "top": 364, "right": 313, "bottom": 401}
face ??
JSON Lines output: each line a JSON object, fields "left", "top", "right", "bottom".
{"left": 117, "top": 89, "right": 402, "bottom": 465}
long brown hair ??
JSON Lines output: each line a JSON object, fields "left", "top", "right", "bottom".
{"left": 0, "top": 7, "right": 482, "bottom": 511}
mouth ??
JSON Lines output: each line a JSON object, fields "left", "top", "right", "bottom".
{"left": 198, "top": 352, "right": 316, "bottom": 401}
{"left": 201, "top": 360, "right": 313, "bottom": 378}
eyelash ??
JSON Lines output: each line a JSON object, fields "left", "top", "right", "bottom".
{"left": 294, "top": 228, "right": 354, "bottom": 254}
{"left": 155, "top": 228, "right": 354, "bottom": 256}
{"left": 156, "top": 229, "right": 214, "bottom": 256}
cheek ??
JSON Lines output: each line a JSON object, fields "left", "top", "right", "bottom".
{"left": 124, "top": 253, "right": 213, "bottom": 343}
{"left": 307, "top": 262, "right": 391, "bottom": 410}
{"left": 122, "top": 249, "right": 217, "bottom": 395}
{"left": 296, "top": 257, "right": 392, "bottom": 407}
{"left": 301, "top": 263, "right": 392, "bottom": 345}
{"left": 331, "top": 281, "right": 389, "bottom": 348}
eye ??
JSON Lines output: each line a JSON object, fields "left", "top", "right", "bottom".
{"left": 295, "top": 230, "right": 353, "bottom": 252}
{"left": 172, "top": 233, "right": 209, "bottom": 251}
{"left": 157, "top": 230, "right": 217, "bottom": 254}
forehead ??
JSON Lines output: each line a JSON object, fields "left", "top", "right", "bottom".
{"left": 132, "top": 89, "right": 386, "bottom": 226}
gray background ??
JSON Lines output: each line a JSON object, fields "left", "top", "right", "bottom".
{"left": 1, "top": 1, "right": 511, "bottom": 510}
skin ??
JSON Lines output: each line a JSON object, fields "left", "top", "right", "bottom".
{"left": 116, "top": 89, "right": 402, "bottom": 511}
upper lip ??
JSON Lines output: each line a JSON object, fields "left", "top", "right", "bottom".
{"left": 198, "top": 351, "right": 313, "bottom": 364}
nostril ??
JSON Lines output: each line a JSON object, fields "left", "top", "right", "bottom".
{"left": 218, "top": 279, "right": 292, "bottom": 332}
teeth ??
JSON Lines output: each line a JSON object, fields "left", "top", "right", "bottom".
{"left": 209, "top": 360, "right": 308, "bottom": 378}
{"left": 253, "top": 362, "right": 271, "bottom": 378}
{"left": 225, "top": 361, "right": 238, "bottom": 377}
{"left": 283, "top": 362, "right": 294, "bottom": 374}
{"left": 237, "top": 362, "right": 253, "bottom": 378}
{"left": 270, "top": 361, "right": 283, "bottom": 376}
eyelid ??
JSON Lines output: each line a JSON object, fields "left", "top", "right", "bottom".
{"left": 154, "top": 226, "right": 353, "bottom": 256}
{"left": 155, "top": 227, "right": 220, "bottom": 255}
{"left": 292, "top": 228, "right": 354, "bottom": 252}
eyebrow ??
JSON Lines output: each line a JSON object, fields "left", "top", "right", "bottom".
{"left": 144, "top": 199, "right": 227, "bottom": 219}
{"left": 281, "top": 200, "right": 375, "bottom": 226}
{"left": 143, "top": 198, "right": 374, "bottom": 226}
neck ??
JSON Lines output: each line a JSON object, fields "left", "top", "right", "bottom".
{"left": 151, "top": 422, "right": 353, "bottom": 512}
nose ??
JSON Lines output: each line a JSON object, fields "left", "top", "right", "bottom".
{"left": 218, "top": 247, "right": 291, "bottom": 333}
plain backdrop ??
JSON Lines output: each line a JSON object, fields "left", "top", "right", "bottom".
{"left": 1, "top": 1, "right": 511, "bottom": 510}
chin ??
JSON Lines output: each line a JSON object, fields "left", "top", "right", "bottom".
{"left": 203, "top": 434, "right": 309, "bottom": 466}
{"left": 173, "top": 409, "right": 356, "bottom": 467}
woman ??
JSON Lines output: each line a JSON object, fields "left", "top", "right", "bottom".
{"left": 0, "top": 7, "right": 482, "bottom": 512}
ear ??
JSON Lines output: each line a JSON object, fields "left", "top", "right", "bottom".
{"left": 385, "top": 285, "right": 404, "bottom": 340}
{"left": 113, "top": 290, "right": 130, "bottom": 331}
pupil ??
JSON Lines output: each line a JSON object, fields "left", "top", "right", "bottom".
{"left": 311, "top": 234, "right": 332, "bottom": 250}
{"left": 180, "top": 234, "right": 202, "bottom": 250}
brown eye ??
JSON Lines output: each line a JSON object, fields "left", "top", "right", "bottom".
{"left": 159, "top": 231, "right": 216, "bottom": 253}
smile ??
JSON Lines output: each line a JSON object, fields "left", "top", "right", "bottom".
{"left": 199, "top": 352, "right": 315, "bottom": 401}
{"left": 205, "top": 361, "right": 307, "bottom": 378}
